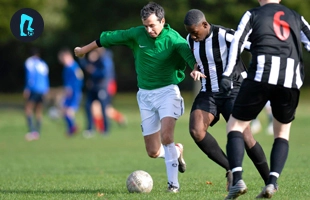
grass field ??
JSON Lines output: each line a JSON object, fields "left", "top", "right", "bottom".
{"left": 0, "top": 91, "right": 310, "bottom": 200}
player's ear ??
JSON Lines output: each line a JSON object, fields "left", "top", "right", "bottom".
{"left": 161, "top": 18, "right": 165, "bottom": 24}
{"left": 202, "top": 21, "right": 208, "bottom": 28}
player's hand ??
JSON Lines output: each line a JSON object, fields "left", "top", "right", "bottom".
{"left": 74, "top": 47, "right": 85, "bottom": 58}
{"left": 190, "top": 67, "right": 206, "bottom": 81}
{"left": 219, "top": 75, "right": 232, "bottom": 95}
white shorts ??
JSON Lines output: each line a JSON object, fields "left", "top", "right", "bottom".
{"left": 137, "top": 84, "right": 185, "bottom": 136}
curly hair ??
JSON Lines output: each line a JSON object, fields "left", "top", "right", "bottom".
{"left": 140, "top": 2, "right": 165, "bottom": 21}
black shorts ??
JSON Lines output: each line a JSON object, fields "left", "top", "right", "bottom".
{"left": 232, "top": 79, "right": 300, "bottom": 123}
{"left": 190, "top": 89, "right": 239, "bottom": 126}
{"left": 28, "top": 92, "right": 44, "bottom": 103}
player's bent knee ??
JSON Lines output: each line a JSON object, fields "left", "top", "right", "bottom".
{"left": 189, "top": 128, "right": 205, "bottom": 142}
{"left": 147, "top": 150, "right": 159, "bottom": 158}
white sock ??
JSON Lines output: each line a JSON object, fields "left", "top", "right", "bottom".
{"left": 158, "top": 144, "right": 180, "bottom": 159}
{"left": 163, "top": 142, "right": 179, "bottom": 188}
{"left": 157, "top": 144, "right": 165, "bottom": 158}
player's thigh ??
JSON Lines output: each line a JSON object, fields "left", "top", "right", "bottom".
{"left": 190, "top": 92, "right": 217, "bottom": 128}
{"left": 156, "top": 85, "right": 184, "bottom": 120}
{"left": 270, "top": 87, "right": 299, "bottom": 124}
{"left": 189, "top": 109, "right": 214, "bottom": 132}
{"left": 137, "top": 91, "right": 161, "bottom": 136}
{"left": 139, "top": 108, "right": 161, "bottom": 136}
{"left": 232, "top": 80, "right": 269, "bottom": 121}
{"left": 273, "top": 118, "right": 291, "bottom": 140}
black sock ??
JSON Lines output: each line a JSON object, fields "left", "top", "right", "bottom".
{"left": 245, "top": 142, "right": 270, "bottom": 184}
{"left": 226, "top": 131, "right": 244, "bottom": 185}
{"left": 267, "top": 138, "right": 289, "bottom": 186}
{"left": 196, "top": 132, "right": 230, "bottom": 171}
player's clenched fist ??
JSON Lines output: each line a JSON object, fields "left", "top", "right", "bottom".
{"left": 74, "top": 47, "right": 85, "bottom": 58}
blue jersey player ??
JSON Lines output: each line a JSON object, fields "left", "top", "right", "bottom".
{"left": 58, "top": 48, "right": 84, "bottom": 136}
{"left": 24, "top": 48, "right": 49, "bottom": 141}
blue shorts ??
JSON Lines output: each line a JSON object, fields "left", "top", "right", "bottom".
{"left": 63, "top": 93, "right": 82, "bottom": 111}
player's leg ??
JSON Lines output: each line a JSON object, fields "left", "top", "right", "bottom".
{"left": 257, "top": 88, "right": 298, "bottom": 198}
{"left": 35, "top": 101, "right": 42, "bottom": 128}
{"left": 139, "top": 91, "right": 173, "bottom": 191}
{"left": 25, "top": 100, "right": 35, "bottom": 132}
{"left": 63, "top": 95, "right": 78, "bottom": 135}
{"left": 64, "top": 107, "right": 77, "bottom": 135}
{"left": 160, "top": 116, "right": 181, "bottom": 192}
{"left": 138, "top": 88, "right": 163, "bottom": 159}
{"left": 265, "top": 101, "right": 273, "bottom": 135}
{"left": 225, "top": 116, "right": 250, "bottom": 199}
{"left": 190, "top": 109, "right": 230, "bottom": 169}
{"left": 157, "top": 85, "right": 186, "bottom": 192}
{"left": 92, "top": 100, "right": 104, "bottom": 132}
{"left": 98, "top": 89, "right": 109, "bottom": 134}
{"left": 225, "top": 80, "right": 267, "bottom": 199}
{"left": 83, "top": 91, "right": 95, "bottom": 138}
{"left": 243, "top": 125, "right": 270, "bottom": 185}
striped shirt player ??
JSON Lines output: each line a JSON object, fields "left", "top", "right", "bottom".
{"left": 222, "top": 1, "right": 310, "bottom": 199}
{"left": 184, "top": 8, "right": 270, "bottom": 192}
{"left": 187, "top": 25, "right": 248, "bottom": 93}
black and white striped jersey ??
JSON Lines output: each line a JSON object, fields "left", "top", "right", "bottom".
{"left": 186, "top": 24, "right": 248, "bottom": 93}
{"left": 223, "top": 3, "right": 310, "bottom": 89}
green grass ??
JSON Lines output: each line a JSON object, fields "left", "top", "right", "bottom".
{"left": 0, "top": 91, "right": 310, "bottom": 200}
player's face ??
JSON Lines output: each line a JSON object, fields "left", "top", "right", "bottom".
{"left": 185, "top": 22, "right": 209, "bottom": 42}
{"left": 142, "top": 13, "right": 165, "bottom": 38}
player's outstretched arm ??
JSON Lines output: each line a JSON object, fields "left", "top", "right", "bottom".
{"left": 74, "top": 41, "right": 99, "bottom": 58}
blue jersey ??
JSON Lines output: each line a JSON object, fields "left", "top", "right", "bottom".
{"left": 63, "top": 61, "right": 84, "bottom": 94}
{"left": 24, "top": 56, "right": 49, "bottom": 94}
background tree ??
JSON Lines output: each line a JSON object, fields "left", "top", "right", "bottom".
{"left": 1, "top": 0, "right": 310, "bottom": 92}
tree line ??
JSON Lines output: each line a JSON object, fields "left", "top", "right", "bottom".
{"left": 1, "top": 0, "right": 310, "bottom": 92}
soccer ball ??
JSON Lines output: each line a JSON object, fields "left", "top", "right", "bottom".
{"left": 28, "top": 30, "right": 34, "bottom": 36}
{"left": 126, "top": 170, "right": 153, "bottom": 193}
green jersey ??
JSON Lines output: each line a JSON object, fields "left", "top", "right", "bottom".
{"left": 99, "top": 24, "right": 196, "bottom": 90}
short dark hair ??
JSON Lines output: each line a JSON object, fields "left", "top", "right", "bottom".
{"left": 184, "top": 9, "right": 205, "bottom": 26}
{"left": 140, "top": 2, "right": 165, "bottom": 21}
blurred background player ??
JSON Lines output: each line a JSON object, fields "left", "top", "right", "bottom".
{"left": 58, "top": 48, "right": 84, "bottom": 136}
{"left": 79, "top": 48, "right": 109, "bottom": 137}
{"left": 24, "top": 48, "right": 50, "bottom": 141}
{"left": 251, "top": 101, "right": 273, "bottom": 135}
{"left": 91, "top": 48, "right": 127, "bottom": 132}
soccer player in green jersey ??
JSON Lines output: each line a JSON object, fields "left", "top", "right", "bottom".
{"left": 74, "top": 2, "right": 205, "bottom": 192}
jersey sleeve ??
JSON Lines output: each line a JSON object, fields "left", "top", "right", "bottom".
{"left": 99, "top": 27, "right": 137, "bottom": 49}
{"left": 174, "top": 37, "right": 196, "bottom": 69}
{"left": 24, "top": 59, "right": 35, "bottom": 90}
{"left": 300, "top": 16, "right": 310, "bottom": 52}
{"left": 224, "top": 11, "right": 252, "bottom": 77}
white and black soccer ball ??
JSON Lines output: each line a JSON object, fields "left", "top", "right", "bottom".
{"left": 126, "top": 170, "right": 153, "bottom": 193}
{"left": 28, "top": 30, "right": 34, "bottom": 36}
